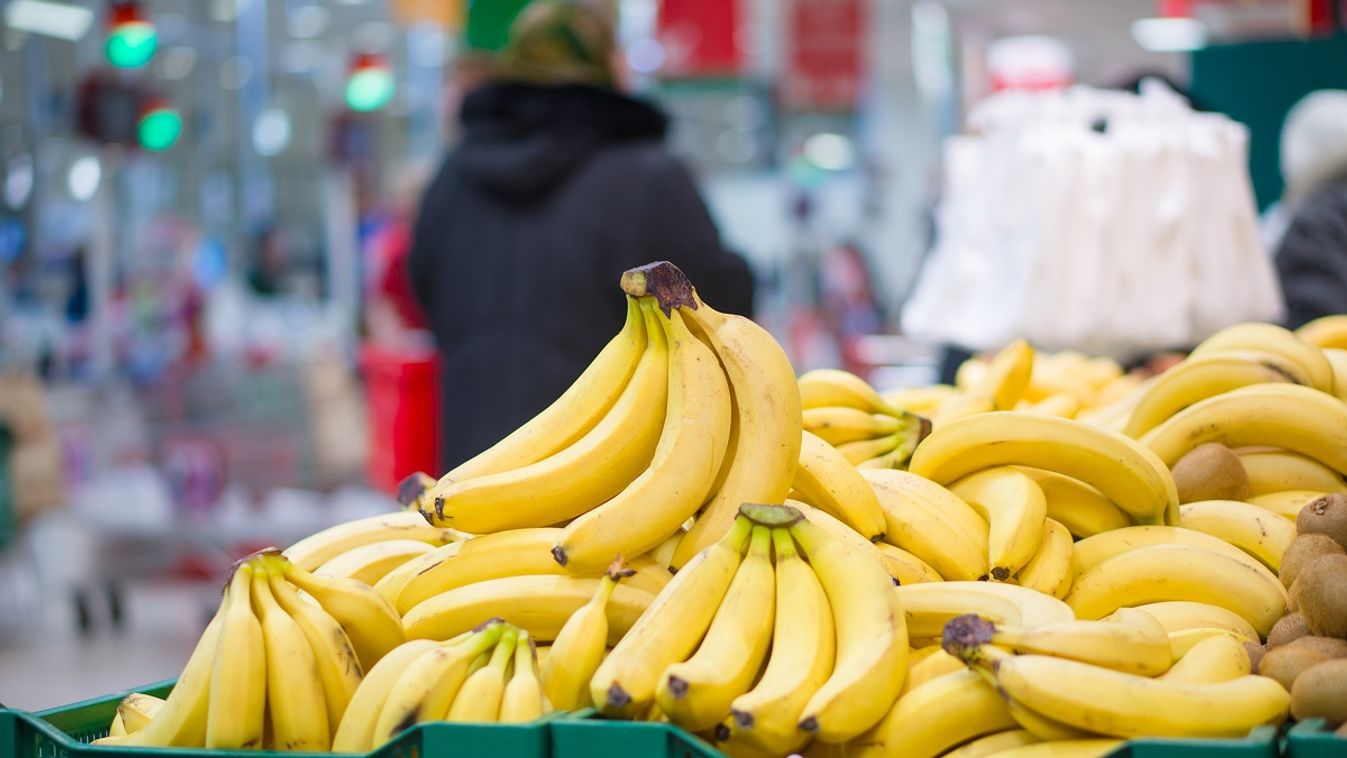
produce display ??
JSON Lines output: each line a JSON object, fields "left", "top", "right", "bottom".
{"left": 31, "top": 262, "right": 1347, "bottom": 756}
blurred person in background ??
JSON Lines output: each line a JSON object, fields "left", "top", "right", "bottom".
{"left": 1272, "top": 90, "right": 1347, "bottom": 328}
{"left": 408, "top": 0, "right": 753, "bottom": 471}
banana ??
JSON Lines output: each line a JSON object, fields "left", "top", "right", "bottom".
{"left": 909, "top": 412, "right": 1177, "bottom": 526}
{"left": 447, "top": 628, "right": 517, "bottom": 722}
{"left": 980, "top": 339, "right": 1036, "bottom": 410}
{"left": 1325, "top": 348, "right": 1347, "bottom": 401}
{"left": 402, "top": 574, "right": 655, "bottom": 643}
{"left": 115, "top": 693, "right": 165, "bottom": 735}
{"left": 251, "top": 565, "right": 329, "bottom": 751}
{"left": 1004, "top": 699, "right": 1096, "bottom": 742}
{"left": 1238, "top": 449, "right": 1347, "bottom": 496}
{"left": 374, "top": 541, "right": 457, "bottom": 606}
{"left": 427, "top": 300, "right": 667, "bottom": 532}
{"left": 1160, "top": 632, "right": 1251, "bottom": 684}
{"left": 726, "top": 529, "right": 834, "bottom": 755}
{"left": 1021, "top": 469, "right": 1133, "bottom": 538}
{"left": 874, "top": 541, "right": 943, "bottom": 584}
{"left": 1016, "top": 394, "right": 1079, "bottom": 418}
{"left": 948, "top": 467, "right": 1048, "bottom": 580}
{"left": 1071, "top": 525, "right": 1283, "bottom": 584}
{"left": 1296, "top": 314, "right": 1347, "bottom": 350}
{"left": 798, "top": 368, "right": 901, "bottom": 415}
{"left": 370, "top": 623, "right": 504, "bottom": 745}
{"left": 1192, "top": 322, "right": 1334, "bottom": 393}
{"left": 835, "top": 433, "right": 902, "bottom": 465}
{"left": 499, "top": 631, "right": 546, "bottom": 723}
{"left": 446, "top": 296, "right": 646, "bottom": 482}
{"left": 1247, "top": 489, "right": 1329, "bottom": 519}
{"left": 903, "top": 649, "right": 965, "bottom": 693}
{"left": 979, "top": 613, "right": 1171, "bottom": 676}
{"left": 650, "top": 529, "right": 683, "bottom": 569}
{"left": 657, "top": 526, "right": 775, "bottom": 732}
{"left": 670, "top": 293, "right": 801, "bottom": 568}
{"left": 108, "top": 713, "right": 126, "bottom": 738}
{"left": 1067, "top": 544, "right": 1287, "bottom": 636}
{"left": 395, "top": 528, "right": 670, "bottom": 613}
{"left": 1178, "top": 500, "right": 1298, "bottom": 571}
{"left": 266, "top": 564, "right": 363, "bottom": 736}
{"left": 552, "top": 304, "right": 733, "bottom": 573}
{"left": 862, "top": 469, "right": 988, "bottom": 581}
{"left": 281, "top": 559, "right": 406, "bottom": 672}
{"left": 205, "top": 563, "right": 267, "bottom": 750}
{"left": 803, "top": 406, "right": 901, "bottom": 445}
{"left": 850, "top": 669, "right": 1016, "bottom": 758}
{"left": 1130, "top": 601, "right": 1260, "bottom": 642}
{"left": 943, "top": 730, "right": 1041, "bottom": 758}
{"left": 861, "top": 469, "right": 989, "bottom": 543}
{"left": 1121, "top": 349, "right": 1311, "bottom": 438}
{"left": 1168, "top": 628, "right": 1254, "bottom": 659}
{"left": 541, "top": 559, "right": 629, "bottom": 710}
{"left": 1140, "top": 383, "right": 1347, "bottom": 476}
{"left": 1013, "top": 518, "right": 1074, "bottom": 600}
{"left": 897, "top": 581, "right": 1074, "bottom": 641}
{"left": 331, "top": 639, "right": 438, "bottom": 752}
{"left": 883, "top": 384, "right": 961, "bottom": 415}
{"left": 590, "top": 516, "right": 752, "bottom": 717}
{"left": 791, "top": 516, "right": 908, "bottom": 743}
{"left": 983, "top": 740, "right": 1122, "bottom": 758}
{"left": 282, "top": 510, "right": 461, "bottom": 572}
{"left": 315, "top": 539, "right": 436, "bottom": 586}
{"left": 792, "top": 431, "right": 889, "bottom": 541}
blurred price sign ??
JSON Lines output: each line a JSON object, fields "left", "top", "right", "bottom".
{"left": 781, "top": 0, "right": 862, "bottom": 111}
{"left": 391, "top": 0, "right": 464, "bottom": 29}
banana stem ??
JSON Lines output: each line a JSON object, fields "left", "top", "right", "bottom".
{"left": 737, "top": 503, "right": 804, "bottom": 528}
{"left": 619, "top": 262, "right": 696, "bottom": 316}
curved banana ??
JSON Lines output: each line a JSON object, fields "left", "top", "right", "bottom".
{"left": 836, "top": 433, "right": 902, "bottom": 465}
{"left": 590, "top": 516, "right": 752, "bottom": 718}
{"left": 1017, "top": 393, "right": 1080, "bottom": 418}
{"left": 948, "top": 467, "right": 1047, "bottom": 581}
{"left": 374, "top": 541, "right": 457, "bottom": 606}
{"left": 883, "top": 384, "right": 961, "bottom": 415}
{"left": 370, "top": 624, "right": 503, "bottom": 745}
{"left": 850, "top": 669, "right": 1016, "bottom": 758}
{"left": 1325, "top": 348, "right": 1347, "bottom": 401}
{"left": 1014, "top": 518, "right": 1074, "bottom": 600}
{"left": 499, "top": 631, "right": 546, "bottom": 723}
{"left": 108, "top": 713, "right": 126, "bottom": 738}
{"left": 205, "top": 564, "right": 267, "bottom": 750}
{"left": 115, "top": 693, "right": 165, "bottom": 735}
{"left": 1296, "top": 314, "right": 1347, "bottom": 350}
{"left": 331, "top": 639, "right": 438, "bottom": 752}
{"left": 553, "top": 305, "right": 733, "bottom": 573}
{"left": 874, "top": 541, "right": 943, "bottom": 585}
{"left": 726, "top": 529, "right": 834, "bottom": 755}
{"left": 980, "top": 339, "right": 1036, "bottom": 410}
{"left": 266, "top": 565, "right": 363, "bottom": 736}
{"left": 251, "top": 566, "right": 329, "bottom": 751}
{"left": 1067, "top": 544, "right": 1287, "bottom": 636}
{"left": 1192, "top": 322, "right": 1334, "bottom": 393}
{"left": 803, "top": 406, "right": 900, "bottom": 445}
{"left": 315, "top": 539, "right": 435, "bottom": 586}
{"left": 1005, "top": 699, "right": 1096, "bottom": 742}
{"left": 791, "top": 518, "right": 908, "bottom": 743}
{"left": 1140, "top": 384, "right": 1347, "bottom": 475}
{"left": 863, "top": 470, "right": 988, "bottom": 581}
{"left": 657, "top": 526, "right": 775, "bottom": 732}
{"left": 1122, "top": 350, "right": 1310, "bottom": 438}
{"left": 792, "top": 431, "right": 889, "bottom": 541}
{"left": 1021, "top": 469, "right": 1130, "bottom": 538}
{"left": 861, "top": 469, "right": 989, "bottom": 542}
{"left": 284, "top": 510, "right": 461, "bottom": 572}
{"left": 897, "top": 581, "right": 1074, "bottom": 641}
{"left": 1178, "top": 500, "right": 1298, "bottom": 571}
{"left": 1071, "top": 525, "right": 1283, "bottom": 584}
{"left": 670, "top": 295, "right": 801, "bottom": 568}
{"left": 798, "top": 368, "right": 900, "bottom": 415}
{"left": 1169, "top": 628, "right": 1254, "bottom": 659}
{"left": 650, "top": 529, "right": 683, "bottom": 569}
{"left": 1246, "top": 489, "right": 1329, "bottom": 519}
{"left": 1129, "top": 601, "right": 1260, "bottom": 642}
{"left": 1160, "top": 632, "right": 1250, "bottom": 684}
{"left": 427, "top": 301, "right": 667, "bottom": 532}
{"left": 446, "top": 296, "right": 646, "bottom": 482}
{"left": 282, "top": 559, "right": 405, "bottom": 672}
{"left": 903, "top": 649, "right": 965, "bottom": 694}
{"left": 446, "top": 628, "right": 517, "bottom": 722}
{"left": 943, "top": 730, "right": 1041, "bottom": 758}
{"left": 540, "top": 561, "right": 626, "bottom": 711}
{"left": 982, "top": 615, "right": 1171, "bottom": 676}
{"left": 909, "top": 412, "right": 1177, "bottom": 525}
{"left": 1238, "top": 449, "right": 1347, "bottom": 496}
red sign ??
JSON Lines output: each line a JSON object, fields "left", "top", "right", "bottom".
{"left": 657, "top": 0, "right": 742, "bottom": 77}
{"left": 782, "top": 0, "right": 863, "bottom": 110}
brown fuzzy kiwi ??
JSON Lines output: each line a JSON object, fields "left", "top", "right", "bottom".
{"left": 1338, "top": 721, "right": 1347, "bottom": 738}
{"left": 1280, "top": 534, "right": 1346, "bottom": 589}
{"left": 1245, "top": 642, "right": 1267, "bottom": 672}
{"left": 1292, "top": 553, "right": 1347, "bottom": 639}
{"left": 1256, "top": 636, "right": 1347, "bottom": 691}
{"left": 1298, "top": 494, "right": 1347, "bottom": 551}
{"left": 1291, "top": 659, "right": 1347, "bottom": 727}
{"left": 1172, "top": 443, "right": 1250, "bottom": 503}
{"left": 1268, "top": 613, "right": 1311, "bottom": 648}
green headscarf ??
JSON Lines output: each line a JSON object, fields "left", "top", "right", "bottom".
{"left": 497, "top": 0, "right": 617, "bottom": 88}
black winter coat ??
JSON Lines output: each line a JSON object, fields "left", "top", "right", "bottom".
{"left": 1276, "top": 179, "right": 1347, "bottom": 329}
{"left": 408, "top": 83, "right": 754, "bottom": 471}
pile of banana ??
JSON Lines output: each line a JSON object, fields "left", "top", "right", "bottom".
{"left": 798, "top": 369, "right": 929, "bottom": 468}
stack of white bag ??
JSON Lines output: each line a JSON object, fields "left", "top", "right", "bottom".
{"left": 902, "top": 83, "right": 1284, "bottom": 361}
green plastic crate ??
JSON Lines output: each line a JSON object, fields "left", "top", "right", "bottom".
{"left": 549, "top": 712, "right": 721, "bottom": 758}
{"left": 1101, "top": 726, "right": 1280, "bottom": 757}
{"left": 1286, "top": 719, "right": 1346, "bottom": 757}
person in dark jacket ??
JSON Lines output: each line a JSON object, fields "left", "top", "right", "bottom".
{"left": 1274, "top": 90, "right": 1347, "bottom": 328}
{"left": 408, "top": 0, "right": 754, "bottom": 471}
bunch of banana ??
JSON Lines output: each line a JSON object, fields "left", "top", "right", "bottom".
{"left": 107, "top": 692, "right": 166, "bottom": 737}
{"left": 798, "top": 368, "right": 930, "bottom": 468}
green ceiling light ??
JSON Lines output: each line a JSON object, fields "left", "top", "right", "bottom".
{"left": 137, "top": 102, "right": 181, "bottom": 150}
{"left": 106, "top": 2, "right": 157, "bottom": 68}
{"left": 345, "top": 53, "right": 394, "bottom": 112}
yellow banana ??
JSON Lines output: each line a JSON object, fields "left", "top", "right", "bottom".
{"left": 1160, "top": 632, "right": 1250, "bottom": 684}
{"left": 541, "top": 560, "right": 628, "bottom": 710}
{"left": 1296, "top": 314, "right": 1347, "bottom": 350}
{"left": 115, "top": 693, "right": 165, "bottom": 735}
{"left": 266, "top": 565, "right": 363, "bottom": 737}
{"left": 553, "top": 304, "right": 733, "bottom": 573}
{"left": 1014, "top": 518, "right": 1074, "bottom": 600}
{"left": 883, "top": 384, "right": 961, "bottom": 415}
{"left": 331, "top": 639, "right": 438, "bottom": 752}
{"left": 903, "top": 649, "right": 965, "bottom": 693}
{"left": 370, "top": 623, "right": 503, "bottom": 745}
{"left": 1129, "top": 601, "right": 1260, "bottom": 642}
{"left": 1016, "top": 394, "right": 1080, "bottom": 418}
{"left": 428, "top": 300, "right": 667, "bottom": 532}
{"left": 1071, "top": 525, "right": 1283, "bottom": 584}
{"left": 803, "top": 406, "right": 901, "bottom": 445}
{"left": 874, "top": 541, "right": 943, "bottom": 584}
{"left": 499, "top": 631, "right": 546, "bottom": 723}
{"left": 108, "top": 714, "right": 126, "bottom": 738}
{"left": 1247, "top": 489, "right": 1329, "bottom": 519}
{"left": 281, "top": 559, "right": 405, "bottom": 672}
{"left": 981, "top": 339, "right": 1036, "bottom": 410}
{"left": 850, "top": 669, "right": 1016, "bottom": 758}
{"left": 798, "top": 368, "right": 900, "bottom": 415}
{"left": 650, "top": 529, "right": 683, "bottom": 569}
{"left": 861, "top": 468, "right": 989, "bottom": 543}
{"left": 205, "top": 563, "right": 267, "bottom": 750}
{"left": 983, "top": 740, "right": 1122, "bottom": 758}
{"left": 948, "top": 467, "right": 1047, "bottom": 580}
{"left": 863, "top": 469, "right": 988, "bottom": 581}
{"left": 1192, "top": 322, "right": 1334, "bottom": 393}
{"left": 1168, "top": 628, "right": 1254, "bottom": 659}
{"left": 835, "top": 433, "right": 902, "bottom": 465}
{"left": 1324, "top": 347, "right": 1347, "bottom": 401}
{"left": 657, "top": 526, "right": 775, "bottom": 732}
{"left": 283, "top": 510, "right": 461, "bottom": 572}
{"left": 447, "top": 628, "right": 517, "bottom": 722}
{"left": 1021, "top": 468, "right": 1132, "bottom": 538}
{"left": 251, "top": 566, "right": 329, "bottom": 752}
{"left": 792, "top": 430, "right": 889, "bottom": 541}
{"left": 315, "top": 539, "right": 435, "bottom": 586}
{"left": 1178, "top": 500, "right": 1298, "bottom": 571}
{"left": 373, "top": 542, "right": 457, "bottom": 606}
{"left": 1004, "top": 699, "right": 1097, "bottom": 742}
{"left": 897, "top": 581, "right": 1074, "bottom": 641}
{"left": 981, "top": 613, "right": 1172, "bottom": 676}
{"left": 943, "top": 730, "right": 1041, "bottom": 758}
{"left": 1238, "top": 449, "right": 1347, "bottom": 496}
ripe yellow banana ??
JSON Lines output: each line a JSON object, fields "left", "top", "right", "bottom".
{"left": 315, "top": 539, "right": 435, "bottom": 586}
{"left": 282, "top": 559, "right": 406, "bottom": 672}
{"left": 981, "top": 614, "right": 1172, "bottom": 676}
{"left": 1071, "top": 525, "right": 1283, "bottom": 584}
{"left": 726, "top": 529, "right": 835, "bottom": 756}
{"left": 909, "top": 412, "right": 1177, "bottom": 526}
{"left": 332, "top": 639, "right": 438, "bottom": 752}
{"left": 850, "top": 668, "right": 1016, "bottom": 758}
{"left": 670, "top": 294, "right": 801, "bottom": 569}
{"left": 499, "top": 631, "right": 546, "bottom": 723}
{"left": 1121, "top": 349, "right": 1311, "bottom": 438}
{"left": 803, "top": 406, "right": 901, "bottom": 445}
{"left": 1066, "top": 544, "right": 1287, "bottom": 636}
{"left": 1004, "top": 699, "right": 1096, "bottom": 742}
{"left": 792, "top": 431, "right": 889, "bottom": 541}
{"left": 283, "top": 510, "right": 461, "bottom": 572}
{"left": 108, "top": 713, "right": 126, "bottom": 738}
{"left": 266, "top": 565, "right": 363, "bottom": 736}
{"left": 657, "top": 526, "right": 775, "bottom": 732}
{"left": 948, "top": 467, "right": 1047, "bottom": 580}
{"left": 541, "top": 560, "right": 629, "bottom": 710}
{"left": 446, "top": 296, "right": 646, "bottom": 482}
{"left": 1296, "top": 314, "right": 1347, "bottom": 350}
{"left": 1129, "top": 601, "right": 1260, "bottom": 642}
{"left": 115, "top": 693, "right": 165, "bottom": 735}
{"left": 903, "top": 649, "right": 965, "bottom": 694}
{"left": 427, "top": 301, "right": 667, "bottom": 532}
{"left": 1140, "top": 383, "right": 1347, "bottom": 476}
{"left": 370, "top": 623, "right": 503, "bottom": 745}
{"left": 883, "top": 384, "right": 961, "bottom": 415}
{"left": 553, "top": 304, "right": 733, "bottom": 573}
{"left": 251, "top": 566, "right": 329, "bottom": 752}
{"left": 1178, "top": 500, "right": 1297, "bottom": 571}
{"left": 1238, "top": 449, "right": 1347, "bottom": 496}
{"left": 1246, "top": 489, "right": 1329, "bottom": 519}
{"left": 791, "top": 517, "right": 908, "bottom": 743}
{"left": 374, "top": 542, "right": 457, "bottom": 606}
{"left": 984, "top": 739, "right": 1122, "bottom": 758}
{"left": 650, "top": 529, "right": 683, "bottom": 569}
{"left": 835, "top": 432, "right": 903, "bottom": 465}
{"left": 447, "top": 628, "right": 517, "bottom": 722}
{"left": 205, "top": 564, "right": 267, "bottom": 750}
{"left": 1020, "top": 469, "right": 1130, "bottom": 538}
{"left": 1017, "top": 394, "right": 1080, "bottom": 418}
{"left": 874, "top": 542, "right": 943, "bottom": 584}
{"left": 1169, "top": 628, "right": 1254, "bottom": 659}
{"left": 862, "top": 469, "right": 988, "bottom": 581}
{"left": 1160, "top": 632, "right": 1250, "bottom": 684}
{"left": 980, "top": 338, "right": 1036, "bottom": 410}
{"left": 1192, "top": 321, "right": 1335, "bottom": 393}
{"left": 1324, "top": 348, "right": 1347, "bottom": 401}
{"left": 898, "top": 581, "right": 1073, "bottom": 642}
{"left": 1014, "top": 518, "right": 1074, "bottom": 600}
{"left": 798, "top": 368, "right": 901, "bottom": 415}
{"left": 943, "top": 729, "right": 1041, "bottom": 758}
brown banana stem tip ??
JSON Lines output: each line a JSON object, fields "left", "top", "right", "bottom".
{"left": 606, "top": 555, "right": 637, "bottom": 581}
{"left": 606, "top": 683, "right": 631, "bottom": 709}
{"left": 737, "top": 502, "right": 804, "bottom": 527}
{"left": 942, "top": 614, "right": 996, "bottom": 660}
{"left": 222, "top": 547, "right": 285, "bottom": 592}
{"left": 473, "top": 617, "right": 505, "bottom": 632}
{"left": 396, "top": 472, "right": 435, "bottom": 507}
{"left": 551, "top": 546, "right": 569, "bottom": 566}
{"left": 620, "top": 261, "right": 697, "bottom": 316}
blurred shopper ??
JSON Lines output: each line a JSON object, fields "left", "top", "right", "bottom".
{"left": 1274, "top": 90, "right": 1347, "bottom": 328}
{"left": 408, "top": 0, "right": 753, "bottom": 471}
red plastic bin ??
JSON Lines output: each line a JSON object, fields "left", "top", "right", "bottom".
{"left": 360, "top": 343, "right": 441, "bottom": 493}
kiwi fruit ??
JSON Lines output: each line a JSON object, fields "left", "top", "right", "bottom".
{"left": 1292, "top": 553, "right": 1347, "bottom": 639}
{"left": 1338, "top": 721, "right": 1347, "bottom": 737}
{"left": 1256, "top": 636, "right": 1347, "bottom": 690}
{"left": 1280, "top": 534, "right": 1346, "bottom": 589}
{"left": 1298, "top": 494, "right": 1347, "bottom": 551}
{"left": 1172, "top": 443, "right": 1250, "bottom": 503}
{"left": 1245, "top": 642, "right": 1267, "bottom": 672}
{"left": 1291, "top": 658, "right": 1347, "bottom": 727}
{"left": 1268, "top": 613, "right": 1311, "bottom": 648}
